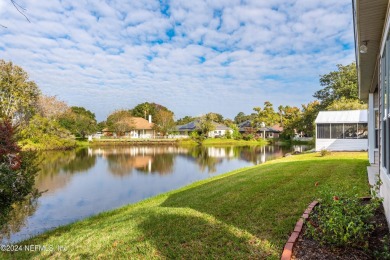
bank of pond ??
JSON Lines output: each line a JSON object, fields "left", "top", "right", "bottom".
{"left": 19, "top": 137, "right": 293, "bottom": 151}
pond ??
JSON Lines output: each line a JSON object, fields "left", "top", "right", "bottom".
{"left": 1, "top": 144, "right": 311, "bottom": 244}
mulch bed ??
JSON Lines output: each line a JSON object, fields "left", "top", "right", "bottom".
{"left": 292, "top": 204, "right": 390, "bottom": 260}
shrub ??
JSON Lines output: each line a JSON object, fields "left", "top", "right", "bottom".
{"left": 0, "top": 119, "right": 39, "bottom": 227}
{"left": 320, "top": 149, "right": 331, "bottom": 156}
{"left": 307, "top": 188, "right": 381, "bottom": 248}
{"left": 225, "top": 130, "right": 232, "bottom": 139}
{"left": 242, "top": 133, "right": 254, "bottom": 141}
{"left": 19, "top": 115, "right": 76, "bottom": 150}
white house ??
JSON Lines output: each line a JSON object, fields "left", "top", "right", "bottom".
{"left": 102, "top": 116, "right": 155, "bottom": 138}
{"left": 315, "top": 110, "right": 368, "bottom": 151}
{"left": 353, "top": 0, "right": 390, "bottom": 225}
{"left": 177, "top": 120, "right": 233, "bottom": 138}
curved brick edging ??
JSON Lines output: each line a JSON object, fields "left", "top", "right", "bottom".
{"left": 280, "top": 200, "right": 318, "bottom": 260}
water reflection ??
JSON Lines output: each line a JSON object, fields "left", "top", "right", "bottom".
{"left": 1, "top": 144, "right": 311, "bottom": 244}
{"left": 0, "top": 196, "right": 38, "bottom": 241}
{"left": 35, "top": 149, "right": 96, "bottom": 193}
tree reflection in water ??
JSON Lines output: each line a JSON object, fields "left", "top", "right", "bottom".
{"left": 136, "top": 154, "right": 175, "bottom": 175}
{"left": 188, "top": 147, "right": 221, "bottom": 173}
{"left": 106, "top": 154, "right": 150, "bottom": 176}
{"left": 61, "top": 149, "right": 96, "bottom": 174}
{"left": 35, "top": 149, "right": 96, "bottom": 193}
{"left": 0, "top": 195, "right": 38, "bottom": 241}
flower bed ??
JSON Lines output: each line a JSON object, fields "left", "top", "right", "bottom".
{"left": 287, "top": 191, "right": 390, "bottom": 260}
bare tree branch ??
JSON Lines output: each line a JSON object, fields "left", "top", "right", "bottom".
{"left": 10, "top": 0, "right": 30, "bottom": 23}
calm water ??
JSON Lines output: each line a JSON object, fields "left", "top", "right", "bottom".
{"left": 1, "top": 144, "right": 311, "bottom": 244}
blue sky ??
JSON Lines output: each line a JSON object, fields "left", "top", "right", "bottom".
{"left": 0, "top": 0, "right": 355, "bottom": 121}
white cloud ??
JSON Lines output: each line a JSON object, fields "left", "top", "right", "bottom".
{"left": 0, "top": 0, "right": 355, "bottom": 121}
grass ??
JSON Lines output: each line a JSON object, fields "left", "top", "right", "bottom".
{"left": 202, "top": 138, "right": 268, "bottom": 146}
{"left": 88, "top": 138, "right": 179, "bottom": 146}
{"left": 88, "top": 138, "right": 268, "bottom": 147}
{"left": 2, "top": 152, "right": 369, "bottom": 259}
{"left": 178, "top": 138, "right": 268, "bottom": 146}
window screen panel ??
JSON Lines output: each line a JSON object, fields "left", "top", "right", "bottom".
{"left": 344, "top": 124, "right": 357, "bottom": 139}
{"left": 357, "top": 123, "right": 368, "bottom": 139}
{"left": 317, "top": 124, "right": 330, "bottom": 139}
{"left": 331, "top": 124, "right": 343, "bottom": 139}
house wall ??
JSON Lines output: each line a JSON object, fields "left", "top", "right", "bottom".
{"left": 208, "top": 129, "right": 233, "bottom": 138}
{"left": 126, "top": 130, "right": 154, "bottom": 138}
{"left": 380, "top": 166, "right": 390, "bottom": 227}
{"left": 376, "top": 13, "right": 390, "bottom": 226}
{"left": 315, "top": 139, "right": 368, "bottom": 151}
{"left": 259, "top": 131, "right": 279, "bottom": 138}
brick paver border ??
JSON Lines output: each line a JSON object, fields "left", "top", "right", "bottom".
{"left": 280, "top": 200, "right": 318, "bottom": 260}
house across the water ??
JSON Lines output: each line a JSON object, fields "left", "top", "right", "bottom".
{"left": 103, "top": 116, "right": 155, "bottom": 138}
{"left": 177, "top": 120, "right": 233, "bottom": 138}
{"left": 315, "top": 110, "right": 368, "bottom": 151}
{"left": 238, "top": 120, "right": 282, "bottom": 138}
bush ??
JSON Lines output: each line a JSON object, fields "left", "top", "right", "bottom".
{"left": 19, "top": 115, "right": 76, "bottom": 150}
{"left": 307, "top": 188, "right": 381, "bottom": 247}
{"left": 0, "top": 119, "right": 39, "bottom": 227}
{"left": 320, "top": 149, "right": 331, "bottom": 156}
{"left": 242, "top": 134, "right": 254, "bottom": 141}
{"left": 225, "top": 130, "right": 232, "bottom": 139}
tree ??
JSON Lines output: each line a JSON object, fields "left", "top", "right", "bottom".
{"left": 97, "top": 121, "right": 107, "bottom": 132}
{"left": 131, "top": 102, "right": 156, "bottom": 119}
{"left": 106, "top": 110, "right": 134, "bottom": 135}
{"left": 223, "top": 118, "right": 235, "bottom": 127}
{"left": 0, "top": 60, "right": 41, "bottom": 124}
{"left": 36, "top": 95, "right": 69, "bottom": 119}
{"left": 206, "top": 112, "right": 224, "bottom": 123}
{"left": 278, "top": 105, "right": 302, "bottom": 138}
{"left": 131, "top": 102, "right": 175, "bottom": 134}
{"left": 131, "top": 102, "right": 172, "bottom": 120}
{"left": 314, "top": 63, "right": 360, "bottom": 109}
{"left": 299, "top": 100, "right": 321, "bottom": 137}
{"left": 176, "top": 116, "right": 196, "bottom": 125}
{"left": 234, "top": 112, "right": 246, "bottom": 124}
{"left": 196, "top": 114, "right": 216, "bottom": 137}
{"left": 326, "top": 97, "right": 367, "bottom": 111}
{"left": 153, "top": 109, "right": 175, "bottom": 137}
{"left": 253, "top": 101, "right": 278, "bottom": 127}
{"left": 58, "top": 107, "right": 97, "bottom": 138}
{"left": 19, "top": 115, "right": 76, "bottom": 150}
{"left": 234, "top": 112, "right": 255, "bottom": 124}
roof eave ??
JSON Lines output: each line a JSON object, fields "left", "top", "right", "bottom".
{"left": 354, "top": 0, "right": 389, "bottom": 101}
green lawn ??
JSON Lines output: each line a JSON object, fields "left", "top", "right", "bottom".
{"left": 2, "top": 152, "right": 369, "bottom": 259}
{"left": 179, "top": 138, "right": 268, "bottom": 146}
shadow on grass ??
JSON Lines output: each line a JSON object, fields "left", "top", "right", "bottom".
{"left": 160, "top": 158, "right": 369, "bottom": 250}
{"left": 137, "top": 209, "right": 279, "bottom": 259}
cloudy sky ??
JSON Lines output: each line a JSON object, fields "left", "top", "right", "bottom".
{"left": 0, "top": 0, "right": 355, "bottom": 121}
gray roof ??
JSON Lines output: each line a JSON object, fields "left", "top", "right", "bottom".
{"left": 177, "top": 120, "right": 231, "bottom": 131}
{"left": 238, "top": 120, "right": 252, "bottom": 128}
{"left": 177, "top": 120, "right": 198, "bottom": 131}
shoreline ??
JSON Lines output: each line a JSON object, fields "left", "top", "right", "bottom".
{"left": 21, "top": 138, "right": 272, "bottom": 151}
